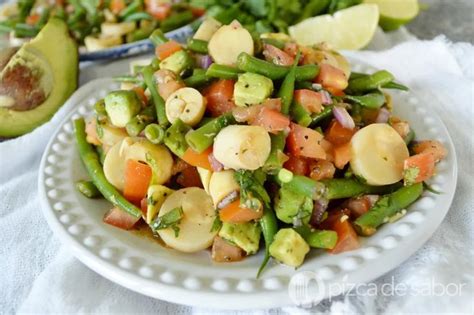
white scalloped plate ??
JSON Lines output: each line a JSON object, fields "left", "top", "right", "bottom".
{"left": 38, "top": 64, "right": 457, "bottom": 309}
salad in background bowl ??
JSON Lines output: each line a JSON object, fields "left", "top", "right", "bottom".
{"left": 0, "top": 0, "right": 203, "bottom": 60}
{"left": 72, "top": 18, "right": 447, "bottom": 276}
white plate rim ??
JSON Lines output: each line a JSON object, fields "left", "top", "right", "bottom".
{"left": 38, "top": 64, "right": 458, "bottom": 310}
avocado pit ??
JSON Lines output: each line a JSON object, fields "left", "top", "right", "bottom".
{"left": 0, "top": 64, "right": 48, "bottom": 111}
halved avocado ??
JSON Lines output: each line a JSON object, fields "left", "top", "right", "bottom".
{"left": 0, "top": 18, "right": 78, "bottom": 137}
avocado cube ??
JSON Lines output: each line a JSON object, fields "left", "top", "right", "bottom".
{"left": 269, "top": 228, "right": 310, "bottom": 267}
{"left": 274, "top": 187, "right": 313, "bottom": 225}
{"left": 159, "top": 50, "right": 193, "bottom": 75}
{"left": 104, "top": 90, "right": 141, "bottom": 128}
{"left": 218, "top": 221, "right": 261, "bottom": 254}
{"left": 234, "top": 72, "right": 273, "bottom": 107}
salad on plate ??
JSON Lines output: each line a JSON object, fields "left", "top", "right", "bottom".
{"left": 73, "top": 18, "right": 447, "bottom": 276}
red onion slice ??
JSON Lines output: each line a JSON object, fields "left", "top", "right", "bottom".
{"left": 375, "top": 107, "right": 390, "bottom": 123}
{"left": 332, "top": 106, "right": 355, "bottom": 130}
{"left": 217, "top": 191, "right": 239, "bottom": 209}
{"left": 321, "top": 90, "right": 333, "bottom": 105}
{"left": 208, "top": 152, "right": 224, "bottom": 172}
{"left": 196, "top": 54, "right": 213, "bottom": 69}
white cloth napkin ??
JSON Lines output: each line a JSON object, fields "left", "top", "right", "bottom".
{"left": 1, "top": 33, "right": 473, "bottom": 314}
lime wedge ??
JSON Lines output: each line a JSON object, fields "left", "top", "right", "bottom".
{"left": 288, "top": 4, "right": 379, "bottom": 50}
{"left": 364, "top": 0, "right": 419, "bottom": 31}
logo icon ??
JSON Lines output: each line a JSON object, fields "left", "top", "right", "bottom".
{"left": 288, "top": 271, "right": 326, "bottom": 307}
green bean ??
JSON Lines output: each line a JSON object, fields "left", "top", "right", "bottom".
{"left": 322, "top": 178, "right": 401, "bottom": 200}
{"left": 164, "top": 119, "right": 191, "bottom": 157}
{"left": 0, "top": 20, "right": 16, "bottom": 33}
{"left": 144, "top": 123, "right": 165, "bottom": 144}
{"left": 350, "top": 72, "right": 408, "bottom": 91}
{"left": 127, "top": 25, "right": 154, "bottom": 42}
{"left": 160, "top": 10, "right": 194, "bottom": 33}
{"left": 383, "top": 81, "right": 409, "bottom": 91}
{"left": 295, "top": 226, "right": 338, "bottom": 249}
{"left": 309, "top": 105, "right": 333, "bottom": 127}
{"left": 18, "top": 0, "right": 35, "bottom": 20}
{"left": 280, "top": 174, "right": 326, "bottom": 200}
{"left": 113, "top": 75, "right": 142, "bottom": 84}
{"left": 278, "top": 52, "right": 300, "bottom": 115}
{"left": 236, "top": 52, "right": 319, "bottom": 81}
{"left": 291, "top": 101, "right": 312, "bottom": 127}
{"left": 76, "top": 180, "right": 102, "bottom": 198}
{"left": 37, "top": 8, "right": 51, "bottom": 27}
{"left": 295, "top": 80, "right": 314, "bottom": 90}
{"left": 14, "top": 23, "right": 39, "bottom": 38}
{"left": 404, "top": 128, "right": 415, "bottom": 145}
{"left": 123, "top": 12, "right": 153, "bottom": 22}
{"left": 354, "top": 183, "right": 423, "bottom": 236}
{"left": 187, "top": 38, "right": 208, "bottom": 54}
{"left": 125, "top": 105, "right": 156, "bottom": 137}
{"left": 349, "top": 72, "right": 366, "bottom": 80}
{"left": 119, "top": 0, "right": 142, "bottom": 20}
{"left": 74, "top": 118, "right": 141, "bottom": 218}
{"left": 142, "top": 66, "right": 168, "bottom": 127}
{"left": 96, "top": 146, "right": 106, "bottom": 165}
{"left": 344, "top": 91, "right": 386, "bottom": 109}
{"left": 263, "top": 132, "right": 287, "bottom": 173}
{"left": 257, "top": 206, "right": 278, "bottom": 277}
{"left": 205, "top": 64, "right": 242, "bottom": 80}
{"left": 347, "top": 70, "right": 395, "bottom": 93}
{"left": 235, "top": 170, "right": 277, "bottom": 278}
{"left": 185, "top": 113, "right": 236, "bottom": 153}
{"left": 183, "top": 72, "right": 212, "bottom": 87}
{"left": 149, "top": 29, "right": 168, "bottom": 46}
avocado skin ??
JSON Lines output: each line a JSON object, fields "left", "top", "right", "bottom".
{"left": 0, "top": 18, "right": 78, "bottom": 137}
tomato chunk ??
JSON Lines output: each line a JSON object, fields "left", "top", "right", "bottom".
{"left": 324, "top": 119, "right": 356, "bottom": 146}
{"left": 333, "top": 142, "right": 352, "bottom": 169}
{"left": 262, "top": 44, "right": 294, "bottom": 66}
{"left": 211, "top": 236, "right": 245, "bottom": 262}
{"left": 287, "top": 123, "right": 326, "bottom": 159}
{"left": 294, "top": 89, "right": 323, "bottom": 114}
{"left": 404, "top": 153, "right": 436, "bottom": 185}
{"left": 321, "top": 210, "right": 359, "bottom": 254}
{"left": 155, "top": 40, "right": 182, "bottom": 61}
{"left": 85, "top": 118, "right": 101, "bottom": 146}
{"left": 124, "top": 160, "right": 152, "bottom": 204}
{"left": 308, "top": 159, "right": 336, "bottom": 180}
{"left": 133, "top": 87, "right": 147, "bottom": 105}
{"left": 190, "top": 6, "right": 206, "bottom": 17}
{"left": 412, "top": 140, "right": 447, "bottom": 163}
{"left": 262, "top": 98, "right": 282, "bottom": 111}
{"left": 145, "top": 1, "right": 171, "bottom": 20}
{"left": 251, "top": 106, "right": 290, "bottom": 134}
{"left": 219, "top": 200, "right": 263, "bottom": 223}
{"left": 182, "top": 147, "right": 212, "bottom": 170}
{"left": 26, "top": 14, "right": 40, "bottom": 25}
{"left": 204, "top": 79, "right": 236, "bottom": 117}
{"left": 109, "top": 0, "right": 126, "bottom": 14}
{"left": 283, "top": 154, "right": 308, "bottom": 176}
{"left": 315, "top": 64, "right": 348, "bottom": 92}
{"left": 176, "top": 165, "right": 203, "bottom": 188}
{"left": 103, "top": 207, "right": 141, "bottom": 230}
